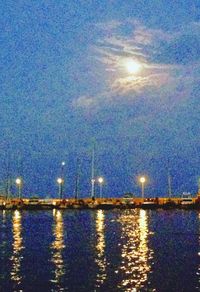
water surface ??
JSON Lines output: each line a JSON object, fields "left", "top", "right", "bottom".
{"left": 0, "top": 209, "right": 199, "bottom": 291}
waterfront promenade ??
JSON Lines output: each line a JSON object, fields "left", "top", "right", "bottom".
{"left": 0, "top": 195, "right": 200, "bottom": 210}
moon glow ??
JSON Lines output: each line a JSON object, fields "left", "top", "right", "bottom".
{"left": 125, "top": 59, "right": 142, "bottom": 74}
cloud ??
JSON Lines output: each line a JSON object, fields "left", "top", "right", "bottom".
{"left": 111, "top": 72, "right": 172, "bottom": 95}
{"left": 95, "top": 20, "right": 122, "bottom": 32}
{"left": 72, "top": 19, "right": 200, "bottom": 110}
{"left": 71, "top": 93, "right": 111, "bottom": 113}
{"left": 72, "top": 95, "right": 96, "bottom": 108}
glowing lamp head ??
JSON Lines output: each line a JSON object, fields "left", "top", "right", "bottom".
{"left": 61, "top": 161, "right": 65, "bottom": 166}
{"left": 14, "top": 210, "right": 20, "bottom": 218}
{"left": 125, "top": 59, "right": 142, "bottom": 74}
{"left": 57, "top": 178, "right": 63, "bottom": 185}
{"left": 16, "top": 178, "right": 22, "bottom": 185}
{"left": 98, "top": 177, "right": 104, "bottom": 184}
{"left": 139, "top": 176, "right": 146, "bottom": 184}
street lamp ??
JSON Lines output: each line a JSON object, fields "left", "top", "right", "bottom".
{"left": 139, "top": 176, "right": 146, "bottom": 198}
{"left": 61, "top": 161, "right": 65, "bottom": 173}
{"left": 61, "top": 161, "right": 65, "bottom": 177}
{"left": 16, "top": 177, "right": 22, "bottom": 199}
{"left": 57, "top": 177, "right": 64, "bottom": 199}
{"left": 60, "top": 161, "right": 65, "bottom": 197}
{"left": 98, "top": 177, "right": 104, "bottom": 198}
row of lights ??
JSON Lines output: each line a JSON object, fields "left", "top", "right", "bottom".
{"left": 15, "top": 177, "right": 67, "bottom": 199}
{"left": 15, "top": 176, "right": 105, "bottom": 199}
{"left": 14, "top": 157, "right": 148, "bottom": 199}
{"left": 57, "top": 176, "right": 105, "bottom": 198}
{"left": 15, "top": 162, "right": 147, "bottom": 199}
{"left": 15, "top": 175, "right": 147, "bottom": 199}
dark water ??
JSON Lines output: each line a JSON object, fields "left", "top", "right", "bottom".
{"left": 0, "top": 209, "right": 199, "bottom": 291}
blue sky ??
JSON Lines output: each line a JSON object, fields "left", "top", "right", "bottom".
{"left": 1, "top": 1, "right": 200, "bottom": 197}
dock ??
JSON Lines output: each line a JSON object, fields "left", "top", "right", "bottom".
{"left": 0, "top": 196, "right": 200, "bottom": 210}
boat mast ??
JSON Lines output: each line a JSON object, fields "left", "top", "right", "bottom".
{"left": 74, "top": 158, "right": 80, "bottom": 200}
{"left": 167, "top": 167, "right": 172, "bottom": 197}
{"left": 198, "top": 178, "right": 200, "bottom": 196}
{"left": 5, "top": 152, "right": 11, "bottom": 199}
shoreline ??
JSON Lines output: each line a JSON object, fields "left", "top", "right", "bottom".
{"left": 0, "top": 196, "right": 200, "bottom": 210}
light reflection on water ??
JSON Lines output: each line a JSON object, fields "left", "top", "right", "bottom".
{"left": 0, "top": 209, "right": 199, "bottom": 291}
{"left": 95, "top": 209, "right": 107, "bottom": 288}
{"left": 10, "top": 210, "right": 24, "bottom": 288}
{"left": 198, "top": 212, "right": 200, "bottom": 286}
{"left": 117, "top": 209, "right": 154, "bottom": 291}
{"left": 0, "top": 210, "right": 7, "bottom": 283}
{"left": 51, "top": 209, "right": 66, "bottom": 291}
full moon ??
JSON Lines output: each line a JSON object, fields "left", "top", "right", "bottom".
{"left": 125, "top": 59, "right": 142, "bottom": 74}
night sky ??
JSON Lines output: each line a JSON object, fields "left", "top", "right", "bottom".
{"left": 1, "top": 1, "right": 200, "bottom": 198}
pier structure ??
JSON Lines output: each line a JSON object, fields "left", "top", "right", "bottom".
{"left": 0, "top": 195, "right": 200, "bottom": 210}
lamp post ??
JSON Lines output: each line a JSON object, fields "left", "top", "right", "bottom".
{"left": 57, "top": 177, "right": 64, "bottom": 199}
{"left": 139, "top": 176, "right": 146, "bottom": 198}
{"left": 98, "top": 177, "right": 104, "bottom": 198}
{"left": 61, "top": 161, "right": 65, "bottom": 196}
{"left": 16, "top": 177, "right": 22, "bottom": 199}
{"left": 91, "top": 145, "right": 95, "bottom": 200}
{"left": 61, "top": 161, "right": 65, "bottom": 175}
